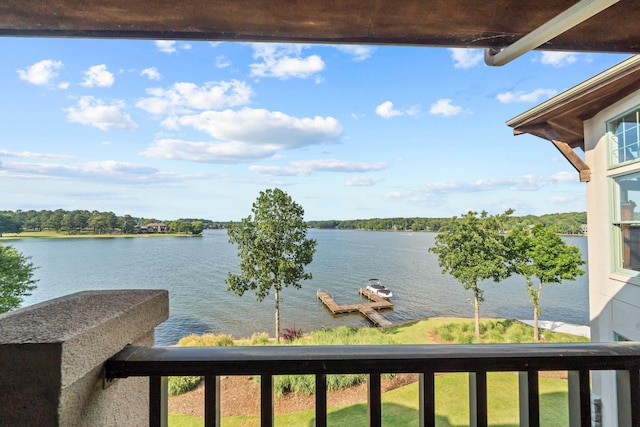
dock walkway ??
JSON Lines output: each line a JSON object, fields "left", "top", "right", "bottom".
{"left": 317, "top": 288, "right": 393, "bottom": 327}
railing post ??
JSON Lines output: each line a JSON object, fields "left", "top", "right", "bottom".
{"left": 149, "top": 376, "right": 167, "bottom": 427}
{"left": 519, "top": 371, "right": 540, "bottom": 427}
{"left": 631, "top": 368, "right": 640, "bottom": 427}
{"left": 616, "top": 369, "right": 640, "bottom": 427}
{"left": 260, "top": 374, "right": 274, "bottom": 427}
{"left": 419, "top": 371, "right": 435, "bottom": 427}
{"left": 469, "top": 371, "right": 487, "bottom": 427}
{"left": 204, "top": 375, "right": 220, "bottom": 427}
{"left": 315, "top": 373, "right": 327, "bottom": 427}
{"left": 568, "top": 369, "right": 591, "bottom": 427}
{"left": 368, "top": 373, "right": 382, "bottom": 427}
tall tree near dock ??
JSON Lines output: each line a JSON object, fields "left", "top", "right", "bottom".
{"left": 226, "top": 188, "right": 317, "bottom": 342}
{"left": 507, "top": 224, "right": 585, "bottom": 341}
{"left": 429, "top": 210, "right": 512, "bottom": 338}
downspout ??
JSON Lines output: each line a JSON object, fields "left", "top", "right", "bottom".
{"left": 485, "top": 0, "right": 620, "bottom": 66}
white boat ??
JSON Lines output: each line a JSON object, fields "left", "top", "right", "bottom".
{"left": 365, "top": 278, "right": 393, "bottom": 299}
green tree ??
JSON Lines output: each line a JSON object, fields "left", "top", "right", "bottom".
{"left": 61, "top": 211, "right": 81, "bottom": 234}
{"left": 507, "top": 224, "right": 585, "bottom": 341}
{"left": 190, "top": 221, "right": 204, "bottom": 235}
{"left": 0, "top": 214, "right": 21, "bottom": 237}
{"left": 88, "top": 214, "right": 108, "bottom": 234}
{"left": 120, "top": 215, "right": 137, "bottom": 234}
{"left": 226, "top": 188, "right": 317, "bottom": 342}
{"left": 429, "top": 210, "right": 512, "bottom": 338}
{"left": 0, "top": 244, "right": 38, "bottom": 313}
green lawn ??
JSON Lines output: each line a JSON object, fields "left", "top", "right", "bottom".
{"left": 168, "top": 372, "right": 569, "bottom": 426}
{"left": 382, "top": 318, "right": 468, "bottom": 344}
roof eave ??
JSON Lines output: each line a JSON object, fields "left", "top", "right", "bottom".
{"left": 507, "top": 54, "right": 640, "bottom": 130}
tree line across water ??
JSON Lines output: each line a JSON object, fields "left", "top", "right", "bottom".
{"left": 0, "top": 209, "right": 225, "bottom": 236}
{"left": 0, "top": 209, "right": 586, "bottom": 237}
{"left": 307, "top": 211, "right": 587, "bottom": 234}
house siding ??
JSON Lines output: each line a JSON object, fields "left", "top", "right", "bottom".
{"left": 585, "top": 91, "right": 640, "bottom": 426}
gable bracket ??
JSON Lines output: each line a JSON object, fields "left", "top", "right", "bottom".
{"left": 543, "top": 127, "right": 591, "bottom": 182}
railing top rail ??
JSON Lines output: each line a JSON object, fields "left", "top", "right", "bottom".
{"left": 106, "top": 342, "right": 640, "bottom": 379}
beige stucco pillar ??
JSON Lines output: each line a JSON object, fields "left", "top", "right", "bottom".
{"left": 0, "top": 289, "right": 169, "bottom": 426}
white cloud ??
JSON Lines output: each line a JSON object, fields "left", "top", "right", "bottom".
{"left": 250, "top": 44, "right": 325, "bottom": 79}
{"left": 429, "top": 99, "right": 462, "bottom": 117}
{"left": 375, "top": 101, "right": 402, "bottom": 118}
{"left": 333, "top": 45, "right": 376, "bottom": 61}
{"left": 0, "top": 159, "right": 209, "bottom": 185}
{"left": 81, "top": 64, "right": 115, "bottom": 87}
{"left": 136, "top": 80, "right": 253, "bottom": 115}
{"left": 215, "top": 55, "right": 231, "bottom": 68}
{"left": 17, "top": 60, "right": 63, "bottom": 85}
{"left": 375, "top": 101, "right": 419, "bottom": 119}
{"left": 539, "top": 52, "right": 579, "bottom": 67}
{"left": 346, "top": 175, "right": 383, "bottom": 186}
{"left": 497, "top": 88, "right": 558, "bottom": 103}
{"left": 65, "top": 96, "right": 138, "bottom": 131}
{"left": 155, "top": 40, "right": 176, "bottom": 53}
{"left": 0, "top": 150, "right": 76, "bottom": 160}
{"left": 166, "top": 108, "right": 342, "bottom": 145}
{"left": 58, "top": 82, "right": 70, "bottom": 90}
{"left": 550, "top": 171, "right": 576, "bottom": 182}
{"left": 386, "top": 172, "right": 580, "bottom": 205}
{"left": 143, "top": 108, "right": 342, "bottom": 163}
{"left": 155, "top": 40, "right": 192, "bottom": 53}
{"left": 449, "top": 48, "right": 484, "bottom": 69}
{"left": 141, "top": 67, "right": 161, "bottom": 81}
{"left": 141, "top": 139, "right": 279, "bottom": 163}
{"left": 250, "top": 159, "right": 388, "bottom": 176}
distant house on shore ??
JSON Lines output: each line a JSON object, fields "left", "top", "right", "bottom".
{"left": 134, "top": 222, "right": 169, "bottom": 233}
{"left": 508, "top": 55, "right": 640, "bottom": 425}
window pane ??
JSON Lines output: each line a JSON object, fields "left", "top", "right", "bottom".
{"left": 609, "top": 107, "right": 640, "bottom": 165}
{"left": 614, "top": 172, "right": 640, "bottom": 271}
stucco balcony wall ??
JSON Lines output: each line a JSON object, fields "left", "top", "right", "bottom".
{"left": 0, "top": 289, "right": 168, "bottom": 426}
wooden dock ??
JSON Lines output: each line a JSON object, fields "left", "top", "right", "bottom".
{"left": 316, "top": 288, "right": 393, "bottom": 327}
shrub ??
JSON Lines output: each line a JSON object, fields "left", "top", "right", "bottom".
{"left": 281, "top": 326, "right": 303, "bottom": 343}
{"left": 504, "top": 324, "right": 531, "bottom": 343}
{"left": 177, "top": 333, "right": 234, "bottom": 347}
{"left": 309, "top": 325, "right": 395, "bottom": 345}
{"left": 168, "top": 375, "right": 203, "bottom": 396}
{"left": 269, "top": 372, "right": 393, "bottom": 398}
{"left": 250, "top": 332, "right": 270, "bottom": 346}
{"left": 215, "top": 334, "right": 234, "bottom": 346}
{"left": 273, "top": 374, "right": 315, "bottom": 398}
{"left": 432, "top": 319, "right": 587, "bottom": 344}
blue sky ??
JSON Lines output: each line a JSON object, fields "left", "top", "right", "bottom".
{"left": 0, "top": 38, "right": 632, "bottom": 221}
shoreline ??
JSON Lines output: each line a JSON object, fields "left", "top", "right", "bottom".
{"left": 0, "top": 231, "right": 202, "bottom": 240}
{"left": 171, "top": 317, "right": 591, "bottom": 344}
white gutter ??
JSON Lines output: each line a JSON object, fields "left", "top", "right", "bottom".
{"left": 485, "top": 0, "right": 620, "bottom": 66}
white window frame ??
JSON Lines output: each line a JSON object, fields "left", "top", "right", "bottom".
{"left": 608, "top": 105, "right": 640, "bottom": 168}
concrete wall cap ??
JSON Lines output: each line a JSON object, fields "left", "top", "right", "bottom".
{"left": 0, "top": 289, "right": 168, "bottom": 344}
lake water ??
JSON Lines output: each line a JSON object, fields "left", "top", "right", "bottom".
{"left": 11, "top": 229, "right": 589, "bottom": 345}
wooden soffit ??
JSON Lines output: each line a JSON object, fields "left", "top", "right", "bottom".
{"left": 0, "top": 0, "right": 639, "bottom": 53}
{"left": 507, "top": 55, "right": 640, "bottom": 182}
{"left": 508, "top": 56, "right": 640, "bottom": 149}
